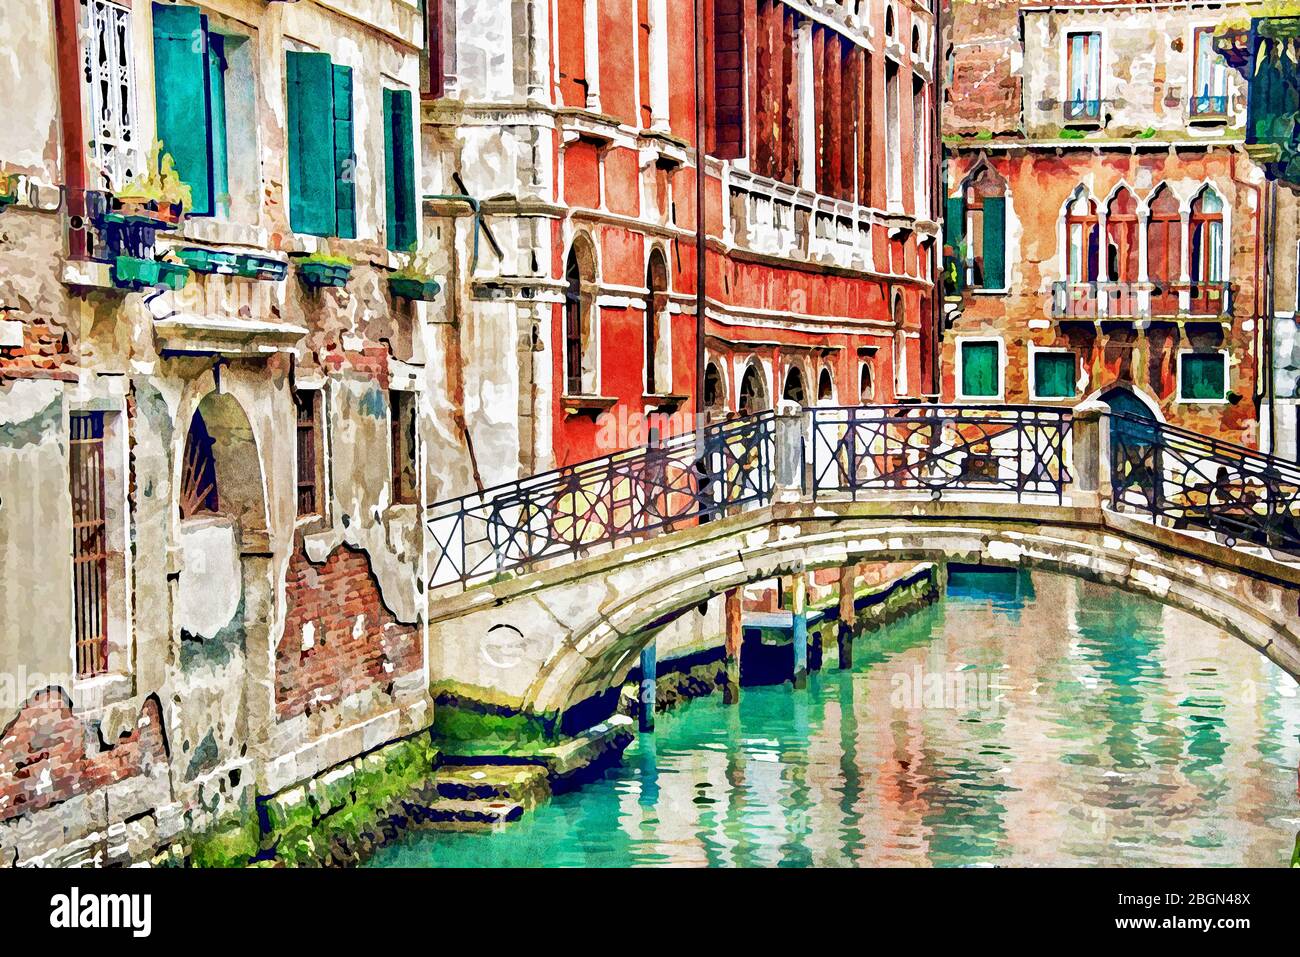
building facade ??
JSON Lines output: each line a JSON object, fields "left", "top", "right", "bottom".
{"left": 0, "top": 0, "right": 432, "bottom": 865}
{"left": 941, "top": 0, "right": 1269, "bottom": 445}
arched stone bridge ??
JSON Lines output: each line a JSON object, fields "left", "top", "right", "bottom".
{"left": 426, "top": 403, "right": 1300, "bottom": 728}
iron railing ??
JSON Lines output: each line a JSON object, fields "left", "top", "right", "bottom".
{"left": 1110, "top": 411, "right": 1300, "bottom": 557}
{"left": 809, "top": 405, "right": 1073, "bottom": 502}
{"left": 1051, "top": 280, "right": 1232, "bottom": 320}
{"left": 426, "top": 412, "right": 774, "bottom": 587}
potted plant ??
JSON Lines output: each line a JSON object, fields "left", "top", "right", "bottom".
{"left": 107, "top": 141, "right": 192, "bottom": 228}
{"left": 296, "top": 251, "right": 352, "bottom": 288}
{"left": 388, "top": 251, "right": 442, "bottom": 301}
{"left": 234, "top": 252, "right": 290, "bottom": 282}
{"left": 174, "top": 246, "right": 240, "bottom": 275}
{"left": 111, "top": 251, "right": 191, "bottom": 291}
{"left": 0, "top": 169, "right": 18, "bottom": 211}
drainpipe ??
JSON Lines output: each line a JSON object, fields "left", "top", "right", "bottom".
{"left": 1265, "top": 178, "right": 1278, "bottom": 454}
{"left": 1231, "top": 150, "right": 1266, "bottom": 448}
{"left": 693, "top": 0, "right": 707, "bottom": 421}
{"left": 929, "top": 0, "right": 944, "bottom": 401}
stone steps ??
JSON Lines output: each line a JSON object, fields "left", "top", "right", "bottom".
{"left": 430, "top": 765, "right": 549, "bottom": 806}
{"left": 421, "top": 798, "right": 524, "bottom": 826}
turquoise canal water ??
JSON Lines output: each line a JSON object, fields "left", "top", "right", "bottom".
{"left": 370, "top": 570, "right": 1300, "bottom": 867}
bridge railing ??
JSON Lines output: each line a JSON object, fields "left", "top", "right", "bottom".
{"left": 426, "top": 411, "right": 775, "bottom": 588}
{"left": 1109, "top": 411, "right": 1300, "bottom": 557}
{"left": 809, "top": 405, "right": 1074, "bottom": 502}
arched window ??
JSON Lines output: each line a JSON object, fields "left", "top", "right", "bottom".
{"left": 817, "top": 367, "right": 835, "bottom": 404}
{"left": 782, "top": 365, "right": 806, "bottom": 405}
{"left": 1105, "top": 187, "right": 1139, "bottom": 283}
{"left": 704, "top": 361, "right": 725, "bottom": 412}
{"left": 738, "top": 362, "right": 768, "bottom": 415}
{"left": 564, "top": 236, "right": 597, "bottom": 395}
{"left": 912, "top": 25, "right": 922, "bottom": 57}
{"left": 892, "top": 294, "right": 909, "bottom": 398}
{"left": 954, "top": 165, "right": 1007, "bottom": 290}
{"left": 885, "top": 5, "right": 895, "bottom": 38}
{"left": 1065, "top": 188, "right": 1099, "bottom": 283}
{"left": 1147, "top": 184, "right": 1181, "bottom": 316}
{"left": 645, "top": 249, "right": 669, "bottom": 395}
{"left": 180, "top": 410, "right": 219, "bottom": 518}
{"left": 859, "top": 362, "right": 875, "bottom": 403}
{"left": 1189, "top": 186, "right": 1224, "bottom": 299}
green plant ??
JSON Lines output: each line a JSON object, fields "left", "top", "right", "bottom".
{"left": 391, "top": 249, "right": 438, "bottom": 281}
{"left": 1059, "top": 128, "right": 1087, "bottom": 140}
{"left": 974, "top": 130, "right": 994, "bottom": 141}
{"left": 118, "top": 140, "right": 192, "bottom": 211}
{"left": 298, "top": 250, "right": 353, "bottom": 268}
{"left": 1138, "top": 127, "right": 1158, "bottom": 139}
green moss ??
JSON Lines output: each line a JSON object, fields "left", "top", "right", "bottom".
{"left": 191, "top": 814, "right": 260, "bottom": 868}
{"left": 431, "top": 696, "right": 557, "bottom": 752}
{"left": 1059, "top": 128, "right": 1087, "bottom": 140}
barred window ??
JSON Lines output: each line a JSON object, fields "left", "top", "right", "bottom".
{"left": 295, "top": 389, "right": 322, "bottom": 517}
{"left": 70, "top": 412, "right": 109, "bottom": 678}
{"left": 80, "top": 0, "right": 140, "bottom": 191}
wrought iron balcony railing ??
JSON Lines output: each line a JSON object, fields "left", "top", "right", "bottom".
{"left": 1064, "top": 97, "right": 1103, "bottom": 122}
{"left": 1190, "top": 93, "right": 1230, "bottom": 117}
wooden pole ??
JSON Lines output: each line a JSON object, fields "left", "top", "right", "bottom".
{"left": 838, "top": 565, "right": 856, "bottom": 669}
{"left": 792, "top": 573, "right": 808, "bottom": 688}
{"left": 724, "top": 588, "right": 742, "bottom": 704}
{"left": 639, "top": 643, "right": 657, "bottom": 732}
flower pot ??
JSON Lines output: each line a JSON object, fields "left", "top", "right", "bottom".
{"left": 104, "top": 196, "right": 184, "bottom": 230}
{"left": 112, "top": 256, "right": 190, "bottom": 291}
{"left": 175, "top": 246, "right": 239, "bottom": 274}
{"left": 298, "top": 261, "right": 351, "bottom": 288}
{"left": 235, "top": 253, "right": 289, "bottom": 282}
{"left": 388, "top": 276, "right": 442, "bottom": 301}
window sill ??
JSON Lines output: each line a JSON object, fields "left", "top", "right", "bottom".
{"left": 71, "top": 671, "right": 134, "bottom": 714}
{"left": 1176, "top": 398, "right": 1229, "bottom": 405}
{"left": 644, "top": 392, "right": 690, "bottom": 410}
{"left": 176, "top": 217, "right": 268, "bottom": 250}
{"left": 970, "top": 287, "right": 1010, "bottom": 296}
{"left": 563, "top": 394, "right": 619, "bottom": 418}
{"left": 1188, "top": 113, "right": 1230, "bottom": 127}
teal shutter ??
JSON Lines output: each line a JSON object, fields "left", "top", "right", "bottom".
{"left": 982, "top": 195, "right": 1006, "bottom": 289}
{"left": 152, "top": 3, "right": 213, "bottom": 216}
{"left": 1181, "top": 353, "right": 1225, "bottom": 400}
{"left": 945, "top": 195, "right": 964, "bottom": 292}
{"left": 384, "top": 88, "right": 417, "bottom": 251}
{"left": 333, "top": 64, "right": 357, "bottom": 239}
{"left": 1034, "top": 352, "right": 1076, "bottom": 399}
{"left": 207, "top": 35, "right": 229, "bottom": 217}
{"left": 286, "top": 51, "right": 335, "bottom": 235}
{"left": 961, "top": 341, "right": 999, "bottom": 398}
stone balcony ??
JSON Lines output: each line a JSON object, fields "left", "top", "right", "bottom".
{"left": 1050, "top": 280, "right": 1233, "bottom": 324}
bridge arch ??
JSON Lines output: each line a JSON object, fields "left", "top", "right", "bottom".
{"left": 496, "top": 504, "right": 1300, "bottom": 718}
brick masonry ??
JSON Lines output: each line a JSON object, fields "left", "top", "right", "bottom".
{"left": 276, "top": 544, "right": 420, "bottom": 722}
{"left": 0, "top": 691, "right": 167, "bottom": 824}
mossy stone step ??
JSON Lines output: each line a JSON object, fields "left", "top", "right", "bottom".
{"left": 431, "top": 765, "right": 549, "bottom": 805}
{"left": 424, "top": 799, "right": 524, "bottom": 826}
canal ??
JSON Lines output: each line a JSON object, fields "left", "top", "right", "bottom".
{"left": 370, "top": 569, "right": 1300, "bottom": 867}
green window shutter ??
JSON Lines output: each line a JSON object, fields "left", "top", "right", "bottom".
{"left": 945, "top": 195, "right": 964, "bottom": 292}
{"left": 961, "top": 341, "right": 999, "bottom": 398}
{"left": 207, "top": 35, "right": 229, "bottom": 217}
{"left": 152, "top": 3, "right": 213, "bottom": 216}
{"left": 1034, "top": 351, "right": 1076, "bottom": 399}
{"left": 286, "top": 51, "right": 335, "bottom": 236}
{"left": 1181, "top": 353, "right": 1225, "bottom": 400}
{"left": 384, "top": 88, "right": 417, "bottom": 252}
{"left": 982, "top": 195, "right": 1006, "bottom": 289}
{"left": 333, "top": 64, "right": 357, "bottom": 239}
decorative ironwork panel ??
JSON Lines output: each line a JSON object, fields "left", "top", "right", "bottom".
{"left": 80, "top": 0, "right": 139, "bottom": 192}
{"left": 427, "top": 413, "right": 775, "bottom": 587}
{"left": 1110, "top": 412, "right": 1300, "bottom": 557}
{"left": 810, "top": 405, "right": 1073, "bottom": 502}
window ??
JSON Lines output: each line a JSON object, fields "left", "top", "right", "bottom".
{"left": 564, "top": 240, "right": 599, "bottom": 395}
{"left": 859, "top": 361, "right": 874, "bottom": 403}
{"left": 390, "top": 390, "right": 418, "bottom": 505}
{"left": 179, "top": 411, "right": 219, "bottom": 518}
{"left": 1033, "top": 351, "right": 1076, "bottom": 399}
{"left": 812, "top": 25, "right": 864, "bottom": 202}
{"left": 1065, "top": 32, "right": 1102, "bottom": 121}
{"left": 738, "top": 362, "right": 768, "bottom": 414}
{"left": 645, "top": 250, "right": 669, "bottom": 395}
{"left": 1147, "top": 184, "right": 1182, "bottom": 314}
{"left": 885, "top": 60, "right": 902, "bottom": 208}
{"left": 709, "top": 0, "right": 746, "bottom": 160}
{"left": 1189, "top": 186, "right": 1225, "bottom": 314}
{"left": 295, "top": 389, "right": 322, "bottom": 517}
{"left": 752, "top": 0, "right": 798, "bottom": 185}
{"left": 704, "top": 362, "right": 725, "bottom": 411}
{"left": 892, "top": 300, "right": 909, "bottom": 397}
{"left": 1066, "top": 188, "right": 1099, "bottom": 283}
{"left": 286, "top": 50, "right": 356, "bottom": 237}
{"left": 951, "top": 166, "right": 1007, "bottom": 290}
{"left": 912, "top": 75, "right": 928, "bottom": 214}
{"left": 959, "top": 340, "right": 1001, "bottom": 399}
{"left": 70, "top": 412, "right": 109, "bottom": 678}
{"left": 1180, "top": 352, "right": 1226, "bottom": 401}
{"left": 81, "top": 0, "right": 140, "bottom": 192}
{"left": 817, "top": 368, "right": 834, "bottom": 404}
{"left": 782, "top": 366, "right": 806, "bottom": 404}
{"left": 1105, "top": 186, "right": 1140, "bottom": 315}
{"left": 383, "top": 88, "right": 417, "bottom": 251}
{"left": 422, "top": 0, "right": 445, "bottom": 99}
{"left": 151, "top": 6, "right": 255, "bottom": 220}
{"left": 1191, "top": 27, "right": 1228, "bottom": 117}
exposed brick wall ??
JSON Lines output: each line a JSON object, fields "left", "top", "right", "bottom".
{"left": 0, "top": 691, "right": 167, "bottom": 823}
{"left": 0, "top": 318, "right": 77, "bottom": 382}
{"left": 276, "top": 544, "right": 420, "bottom": 721}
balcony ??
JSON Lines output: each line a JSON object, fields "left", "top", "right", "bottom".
{"left": 1051, "top": 281, "right": 1232, "bottom": 322}
{"left": 1063, "top": 97, "right": 1103, "bottom": 125}
{"left": 1189, "top": 94, "right": 1230, "bottom": 119}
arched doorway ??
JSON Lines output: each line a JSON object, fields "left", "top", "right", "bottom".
{"left": 1100, "top": 385, "right": 1160, "bottom": 509}
{"left": 738, "top": 362, "right": 769, "bottom": 415}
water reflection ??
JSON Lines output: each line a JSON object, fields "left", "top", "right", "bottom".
{"left": 371, "top": 570, "right": 1300, "bottom": 867}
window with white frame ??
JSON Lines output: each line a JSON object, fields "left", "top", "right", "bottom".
{"left": 1179, "top": 351, "right": 1227, "bottom": 402}
{"left": 1031, "top": 348, "right": 1077, "bottom": 400}
{"left": 1191, "top": 27, "right": 1229, "bottom": 117}
{"left": 81, "top": 0, "right": 140, "bottom": 191}
{"left": 957, "top": 339, "right": 1001, "bottom": 399}
{"left": 1065, "top": 32, "right": 1102, "bottom": 122}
